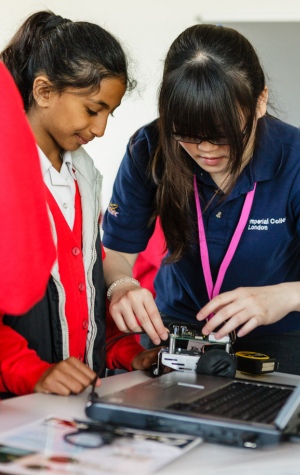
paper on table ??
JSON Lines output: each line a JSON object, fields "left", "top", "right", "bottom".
{"left": 0, "top": 416, "right": 203, "bottom": 474}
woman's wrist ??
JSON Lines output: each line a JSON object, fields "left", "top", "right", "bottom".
{"left": 106, "top": 277, "right": 140, "bottom": 301}
{"left": 279, "top": 282, "right": 300, "bottom": 313}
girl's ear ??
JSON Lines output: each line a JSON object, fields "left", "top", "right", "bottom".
{"left": 32, "top": 76, "right": 53, "bottom": 107}
{"left": 256, "top": 86, "right": 268, "bottom": 119}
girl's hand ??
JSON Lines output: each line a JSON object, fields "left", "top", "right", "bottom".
{"left": 34, "top": 357, "right": 101, "bottom": 395}
{"left": 196, "top": 283, "right": 300, "bottom": 339}
{"left": 109, "top": 284, "right": 169, "bottom": 345}
{"left": 131, "top": 347, "right": 171, "bottom": 376}
{"left": 131, "top": 347, "right": 162, "bottom": 370}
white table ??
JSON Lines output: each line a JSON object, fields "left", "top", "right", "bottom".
{"left": 1, "top": 370, "right": 300, "bottom": 475}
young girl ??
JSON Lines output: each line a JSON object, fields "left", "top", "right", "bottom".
{"left": 0, "top": 10, "right": 157, "bottom": 397}
{"left": 102, "top": 24, "right": 300, "bottom": 374}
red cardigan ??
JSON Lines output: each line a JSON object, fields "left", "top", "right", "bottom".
{"left": 0, "top": 190, "right": 143, "bottom": 395}
{"left": 0, "top": 158, "right": 143, "bottom": 396}
{"left": 0, "top": 309, "right": 144, "bottom": 395}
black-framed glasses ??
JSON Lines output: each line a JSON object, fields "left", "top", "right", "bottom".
{"left": 63, "top": 361, "right": 118, "bottom": 448}
{"left": 63, "top": 331, "right": 150, "bottom": 449}
{"left": 64, "top": 421, "right": 118, "bottom": 448}
{"left": 64, "top": 418, "right": 196, "bottom": 449}
{"left": 172, "top": 127, "right": 248, "bottom": 146}
{"left": 172, "top": 133, "right": 230, "bottom": 145}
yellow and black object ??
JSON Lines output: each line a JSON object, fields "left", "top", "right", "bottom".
{"left": 236, "top": 351, "right": 278, "bottom": 375}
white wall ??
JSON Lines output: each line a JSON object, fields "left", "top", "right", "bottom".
{"left": 1, "top": 0, "right": 300, "bottom": 209}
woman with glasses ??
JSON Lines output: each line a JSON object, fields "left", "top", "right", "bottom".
{"left": 102, "top": 24, "right": 300, "bottom": 374}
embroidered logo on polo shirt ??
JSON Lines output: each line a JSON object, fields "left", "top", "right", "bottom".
{"left": 108, "top": 203, "right": 119, "bottom": 217}
{"left": 248, "top": 217, "right": 286, "bottom": 230}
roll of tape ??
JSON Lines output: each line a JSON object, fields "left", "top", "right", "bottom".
{"left": 236, "top": 351, "right": 277, "bottom": 375}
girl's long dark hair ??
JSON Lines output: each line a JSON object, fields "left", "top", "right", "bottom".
{"left": 151, "top": 24, "right": 266, "bottom": 262}
{"left": 1, "top": 10, "right": 135, "bottom": 111}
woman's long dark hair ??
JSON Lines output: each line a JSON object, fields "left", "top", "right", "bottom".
{"left": 151, "top": 24, "right": 266, "bottom": 262}
{"left": 1, "top": 10, "right": 135, "bottom": 111}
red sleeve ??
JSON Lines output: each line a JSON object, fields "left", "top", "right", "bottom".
{"left": 105, "top": 301, "right": 144, "bottom": 371}
{"left": 132, "top": 217, "right": 166, "bottom": 297}
{"left": 102, "top": 244, "right": 106, "bottom": 260}
{"left": 0, "top": 63, "right": 55, "bottom": 315}
{"left": 0, "top": 317, "right": 52, "bottom": 395}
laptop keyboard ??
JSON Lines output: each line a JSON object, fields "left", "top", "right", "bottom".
{"left": 167, "top": 381, "right": 294, "bottom": 423}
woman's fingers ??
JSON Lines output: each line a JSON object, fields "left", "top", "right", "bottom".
{"left": 109, "top": 287, "right": 169, "bottom": 344}
{"left": 197, "top": 284, "right": 294, "bottom": 339}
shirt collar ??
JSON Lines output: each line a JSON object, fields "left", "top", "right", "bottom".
{"left": 38, "top": 146, "right": 76, "bottom": 180}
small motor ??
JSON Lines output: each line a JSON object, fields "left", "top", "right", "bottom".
{"left": 150, "top": 322, "right": 236, "bottom": 378}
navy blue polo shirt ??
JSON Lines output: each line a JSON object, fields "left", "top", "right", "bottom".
{"left": 102, "top": 116, "right": 300, "bottom": 335}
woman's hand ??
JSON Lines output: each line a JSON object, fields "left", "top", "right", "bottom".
{"left": 34, "top": 357, "right": 101, "bottom": 395}
{"left": 196, "top": 283, "right": 300, "bottom": 339}
{"left": 103, "top": 248, "right": 169, "bottom": 345}
{"left": 109, "top": 284, "right": 169, "bottom": 345}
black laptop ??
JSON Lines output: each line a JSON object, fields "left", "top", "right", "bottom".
{"left": 85, "top": 371, "right": 300, "bottom": 448}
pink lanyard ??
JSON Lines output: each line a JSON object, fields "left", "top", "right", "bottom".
{"left": 194, "top": 175, "right": 256, "bottom": 306}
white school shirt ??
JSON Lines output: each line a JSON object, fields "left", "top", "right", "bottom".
{"left": 38, "top": 147, "right": 76, "bottom": 229}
